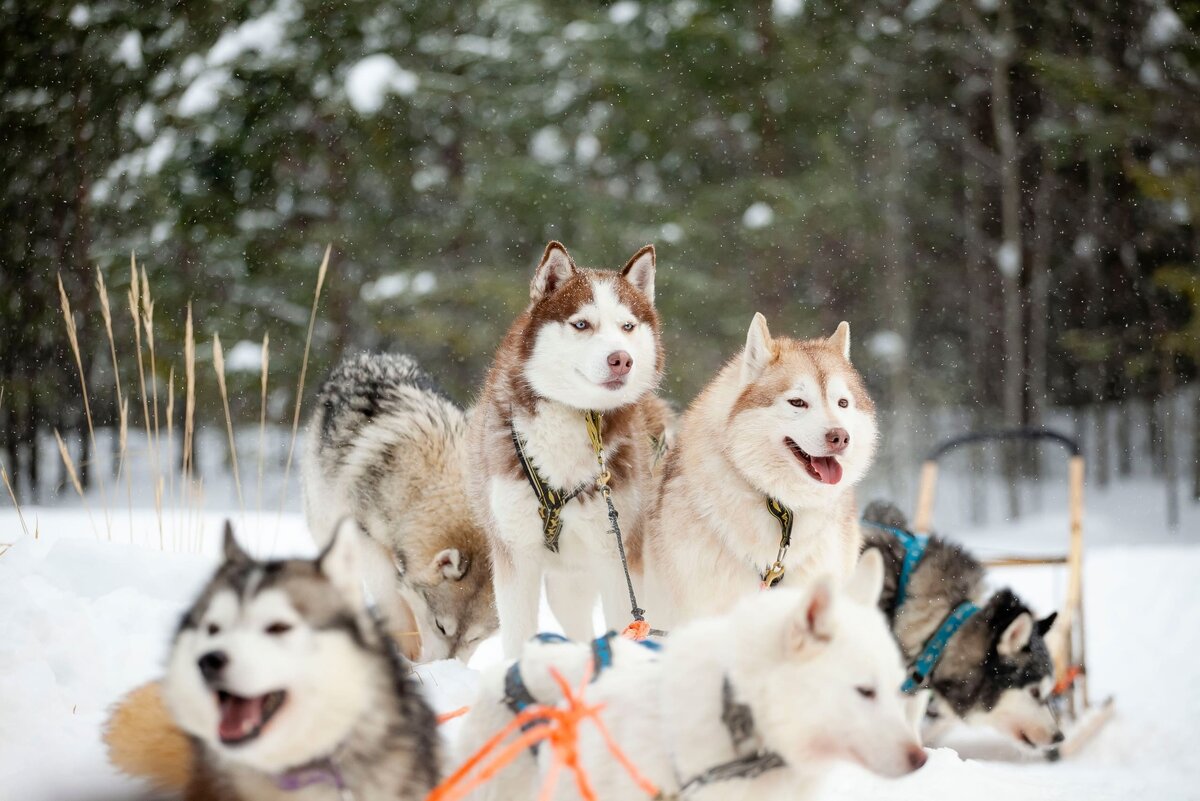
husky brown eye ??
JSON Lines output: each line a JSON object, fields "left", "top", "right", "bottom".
{"left": 571, "top": 320, "right": 589, "bottom": 331}
{"left": 622, "top": 322, "right": 635, "bottom": 332}
{"left": 788, "top": 399, "right": 808, "bottom": 409}
{"left": 856, "top": 686, "right": 876, "bottom": 700}
{"left": 838, "top": 399, "right": 849, "bottom": 408}
{"left": 265, "top": 622, "right": 292, "bottom": 636}
{"left": 1030, "top": 687, "right": 1041, "bottom": 700}
{"left": 207, "top": 623, "right": 220, "bottom": 636}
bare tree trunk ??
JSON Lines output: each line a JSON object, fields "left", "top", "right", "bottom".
{"left": 1028, "top": 155, "right": 1054, "bottom": 487}
{"left": 991, "top": 0, "right": 1024, "bottom": 517}
{"left": 1161, "top": 359, "right": 1179, "bottom": 530}
{"left": 1192, "top": 385, "right": 1200, "bottom": 502}
{"left": 1116, "top": 375, "right": 1133, "bottom": 477}
{"left": 1148, "top": 395, "right": 1164, "bottom": 477}
{"left": 963, "top": 141, "right": 989, "bottom": 525}
{"left": 1084, "top": 153, "right": 1110, "bottom": 488}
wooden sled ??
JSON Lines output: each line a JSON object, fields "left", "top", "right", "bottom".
{"left": 911, "top": 427, "right": 1115, "bottom": 760}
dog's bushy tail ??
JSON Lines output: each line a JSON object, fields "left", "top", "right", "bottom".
{"left": 104, "top": 681, "right": 192, "bottom": 793}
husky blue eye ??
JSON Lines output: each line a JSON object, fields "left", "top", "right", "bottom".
{"left": 622, "top": 322, "right": 635, "bottom": 331}
{"left": 788, "top": 398, "right": 808, "bottom": 409}
{"left": 572, "top": 320, "right": 589, "bottom": 330}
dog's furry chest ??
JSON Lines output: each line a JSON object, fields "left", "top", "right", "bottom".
{"left": 514, "top": 404, "right": 608, "bottom": 490}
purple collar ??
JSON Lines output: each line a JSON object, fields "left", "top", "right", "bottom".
{"left": 276, "top": 759, "right": 347, "bottom": 794}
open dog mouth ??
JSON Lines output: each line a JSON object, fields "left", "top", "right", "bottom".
{"left": 216, "top": 689, "right": 287, "bottom": 745}
{"left": 784, "top": 437, "right": 843, "bottom": 485}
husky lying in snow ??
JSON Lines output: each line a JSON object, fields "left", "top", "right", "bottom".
{"left": 643, "top": 312, "right": 878, "bottom": 629}
{"left": 861, "top": 500, "right": 1063, "bottom": 751}
{"left": 304, "top": 352, "right": 498, "bottom": 662}
{"left": 455, "top": 550, "right": 926, "bottom": 801}
{"left": 467, "top": 241, "right": 668, "bottom": 657}
{"left": 107, "top": 521, "right": 441, "bottom": 800}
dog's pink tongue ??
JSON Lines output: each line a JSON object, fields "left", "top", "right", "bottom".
{"left": 810, "top": 456, "right": 843, "bottom": 485}
{"left": 218, "top": 694, "right": 263, "bottom": 742}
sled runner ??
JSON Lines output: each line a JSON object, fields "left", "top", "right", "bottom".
{"left": 911, "top": 427, "right": 1115, "bottom": 760}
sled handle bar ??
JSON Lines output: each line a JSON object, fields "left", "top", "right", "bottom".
{"left": 924, "top": 427, "right": 1081, "bottom": 462}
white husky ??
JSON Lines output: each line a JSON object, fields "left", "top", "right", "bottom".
{"left": 643, "top": 312, "right": 879, "bottom": 629}
{"left": 454, "top": 551, "right": 926, "bottom": 801}
{"left": 466, "top": 241, "right": 668, "bottom": 657}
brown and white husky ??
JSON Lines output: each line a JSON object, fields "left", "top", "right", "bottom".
{"left": 466, "top": 241, "right": 665, "bottom": 657}
{"left": 642, "top": 312, "right": 878, "bottom": 629}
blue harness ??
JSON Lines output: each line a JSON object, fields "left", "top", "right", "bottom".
{"left": 861, "top": 518, "right": 980, "bottom": 695}
{"left": 503, "top": 632, "right": 661, "bottom": 752}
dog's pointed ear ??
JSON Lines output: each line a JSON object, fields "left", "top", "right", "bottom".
{"left": 620, "top": 244, "right": 656, "bottom": 304}
{"left": 828, "top": 321, "right": 850, "bottom": 361}
{"left": 788, "top": 577, "right": 836, "bottom": 654}
{"left": 433, "top": 548, "right": 468, "bottom": 581}
{"left": 222, "top": 521, "right": 250, "bottom": 565}
{"left": 319, "top": 518, "right": 365, "bottom": 609}
{"left": 846, "top": 548, "right": 885, "bottom": 606}
{"left": 741, "top": 312, "right": 775, "bottom": 384}
{"left": 998, "top": 611, "right": 1033, "bottom": 657}
{"left": 531, "top": 241, "right": 576, "bottom": 301}
{"left": 1035, "top": 612, "right": 1058, "bottom": 638}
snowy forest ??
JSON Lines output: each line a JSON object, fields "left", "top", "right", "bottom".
{"left": 3, "top": 0, "right": 1199, "bottom": 518}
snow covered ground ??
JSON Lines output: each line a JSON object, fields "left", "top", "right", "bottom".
{"left": 1, "top": 489, "right": 1198, "bottom": 801}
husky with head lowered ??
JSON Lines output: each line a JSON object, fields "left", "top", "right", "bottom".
{"left": 466, "top": 241, "right": 667, "bottom": 657}
{"left": 303, "top": 352, "right": 498, "bottom": 663}
{"left": 861, "top": 500, "right": 1063, "bottom": 752}
{"left": 150, "top": 521, "right": 440, "bottom": 800}
{"left": 454, "top": 551, "right": 926, "bottom": 801}
{"left": 642, "top": 312, "right": 878, "bottom": 629}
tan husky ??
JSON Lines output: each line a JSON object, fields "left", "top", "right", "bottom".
{"left": 642, "top": 313, "right": 878, "bottom": 629}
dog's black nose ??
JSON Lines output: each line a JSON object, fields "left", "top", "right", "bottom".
{"left": 198, "top": 651, "right": 228, "bottom": 681}
{"left": 1051, "top": 730, "right": 1065, "bottom": 744}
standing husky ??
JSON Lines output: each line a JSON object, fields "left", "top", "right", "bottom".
{"left": 643, "top": 312, "right": 878, "bottom": 628}
{"left": 467, "top": 241, "right": 663, "bottom": 657}
{"left": 861, "top": 500, "right": 1063, "bottom": 751}
{"left": 143, "top": 521, "right": 440, "bottom": 800}
{"left": 304, "top": 352, "right": 498, "bottom": 662}
{"left": 454, "top": 551, "right": 926, "bottom": 801}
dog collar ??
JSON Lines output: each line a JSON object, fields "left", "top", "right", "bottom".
{"left": 902, "top": 600, "right": 979, "bottom": 694}
{"left": 276, "top": 758, "right": 352, "bottom": 799}
{"left": 760, "top": 498, "right": 794, "bottom": 588}
{"left": 676, "top": 676, "right": 786, "bottom": 795}
{"left": 860, "top": 519, "right": 928, "bottom": 610}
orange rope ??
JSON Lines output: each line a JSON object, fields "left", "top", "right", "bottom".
{"left": 436, "top": 706, "right": 470, "bottom": 725}
{"left": 425, "top": 663, "right": 661, "bottom": 801}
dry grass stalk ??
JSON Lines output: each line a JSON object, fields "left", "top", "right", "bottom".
{"left": 57, "top": 273, "right": 112, "bottom": 538}
{"left": 212, "top": 334, "right": 245, "bottom": 514}
{"left": 277, "top": 245, "right": 331, "bottom": 528}
{"left": 1, "top": 464, "right": 31, "bottom": 539}
{"left": 140, "top": 267, "right": 162, "bottom": 459}
{"left": 257, "top": 333, "right": 270, "bottom": 513}
{"left": 183, "top": 304, "right": 196, "bottom": 483}
{"left": 54, "top": 429, "right": 100, "bottom": 539}
{"left": 166, "top": 366, "right": 177, "bottom": 534}
{"left": 128, "top": 254, "right": 161, "bottom": 543}
{"left": 98, "top": 268, "right": 134, "bottom": 539}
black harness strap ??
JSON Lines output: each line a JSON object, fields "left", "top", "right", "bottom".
{"left": 675, "top": 677, "right": 786, "bottom": 796}
{"left": 510, "top": 424, "right": 590, "bottom": 553}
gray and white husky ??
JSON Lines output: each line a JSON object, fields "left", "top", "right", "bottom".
{"left": 303, "top": 352, "right": 498, "bottom": 663}
{"left": 861, "top": 500, "right": 1063, "bottom": 751}
{"left": 163, "top": 521, "right": 440, "bottom": 801}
